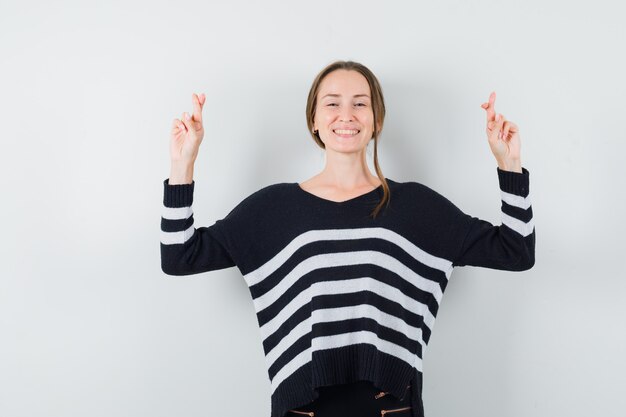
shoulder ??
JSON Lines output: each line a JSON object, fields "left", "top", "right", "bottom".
{"left": 221, "top": 181, "right": 294, "bottom": 220}
{"left": 389, "top": 178, "right": 443, "bottom": 201}
{"left": 238, "top": 182, "right": 293, "bottom": 205}
{"left": 390, "top": 178, "right": 466, "bottom": 217}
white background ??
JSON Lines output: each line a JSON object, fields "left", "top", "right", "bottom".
{"left": 1, "top": 0, "right": 624, "bottom": 416}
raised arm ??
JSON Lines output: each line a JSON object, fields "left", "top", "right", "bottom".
{"left": 160, "top": 92, "right": 236, "bottom": 276}
{"left": 452, "top": 92, "right": 536, "bottom": 270}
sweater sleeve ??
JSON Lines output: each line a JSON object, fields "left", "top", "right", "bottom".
{"left": 160, "top": 178, "right": 237, "bottom": 276}
{"left": 451, "top": 167, "right": 536, "bottom": 270}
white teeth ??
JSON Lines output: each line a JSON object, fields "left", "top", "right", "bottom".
{"left": 334, "top": 129, "right": 359, "bottom": 135}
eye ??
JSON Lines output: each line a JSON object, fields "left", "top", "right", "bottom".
{"left": 327, "top": 103, "right": 338, "bottom": 107}
{"left": 355, "top": 103, "right": 366, "bottom": 107}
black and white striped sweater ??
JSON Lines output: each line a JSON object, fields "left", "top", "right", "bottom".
{"left": 160, "top": 167, "right": 535, "bottom": 417}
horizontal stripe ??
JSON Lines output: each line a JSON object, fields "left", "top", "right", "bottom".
{"left": 270, "top": 330, "right": 422, "bottom": 394}
{"left": 312, "top": 316, "right": 422, "bottom": 360}
{"left": 160, "top": 215, "right": 194, "bottom": 233}
{"left": 262, "top": 277, "right": 432, "bottom": 382}
{"left": 244, "top": 227, "right": 454, "bottom": 289}
{"left": 251, "top": 241, "right": 447, "bottom": 318}
{"left": 265, "top": 302, "right": 425, "bottom": 372}
{"left": 261, "top": 288, "right": 432, "bottom": 356}
{"left": 500, "top": 190, "right": 531, "bottom": 210}
{"left": 501, "top": 211, "right": 535, "bottom": 237}
{"left": 162, "top": 205, "right": 193, "bottom": 220}
{"left": 312, "top": 304, "right": 425, "bottom": 351}
{"left": 312, "top": 332, "right": 422, "bottom": 372}
{"left": 264, "top": 315, "right": 311, "bottom": 371}
{"left": 160, "top": 225, "right": 195, "bottom": 245}
{"left": 256, "top": 254, "right": 441, "bottom": 342}
{"left": 270, "top": 346, "right": 311, "bottom": 394}
{"left": 311, "top": 278, "right": 435, "bottom": 331}
{"left": 501, "top": 201, "right": 533, "bottom": 223}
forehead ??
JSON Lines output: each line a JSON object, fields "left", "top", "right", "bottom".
{"left": 318, "top": 69, "right": 371, "bottom": 97}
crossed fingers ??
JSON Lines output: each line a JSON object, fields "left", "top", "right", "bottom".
{"left": 190, "top": 92, "right": 205, "bottom": 122}
{"left": 481, "top": 91, "right": 518, "bottom": 140}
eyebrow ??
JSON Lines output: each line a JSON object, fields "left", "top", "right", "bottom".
{"left": 321, "top": 94, "right": 370, "bottom": 99}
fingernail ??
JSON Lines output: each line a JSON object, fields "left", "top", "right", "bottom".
{"left": 185, "top": 112, "right": 190, "bottom": 120}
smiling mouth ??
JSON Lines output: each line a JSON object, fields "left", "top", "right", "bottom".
{"left": 333, "top": 129, "right": 360, "bottom": 137}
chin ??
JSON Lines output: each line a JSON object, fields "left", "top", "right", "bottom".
{"left": 325, "top": 142, "right": 369, "bottom": 154}
{"left": 323, "top": 134, "right": 369, "bottom": 150}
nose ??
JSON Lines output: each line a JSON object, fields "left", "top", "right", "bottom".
{"left": 339, "top": 110, "right": 353, "bottom": 122}
{"left": 339, "top": 105, "right": 354, "bottom": 122}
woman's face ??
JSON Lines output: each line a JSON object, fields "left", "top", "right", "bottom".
{"left": 313, "top": 69, "right": 375, "bottom": 154}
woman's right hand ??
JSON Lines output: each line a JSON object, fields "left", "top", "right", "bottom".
{"left": 170, "top": 92, "right": 206, "bottom": 165}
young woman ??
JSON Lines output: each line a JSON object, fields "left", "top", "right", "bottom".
{"left": 161, "top": 61, "right": 535, "bottom": 417}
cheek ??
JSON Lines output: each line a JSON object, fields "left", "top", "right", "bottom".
{"left": 319, "top": 113, "right": 335, "bottom": 125}
{"left": 362, "top": 110, "right": 374, "bottom": 122}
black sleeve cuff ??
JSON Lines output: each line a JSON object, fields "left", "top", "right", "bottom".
{"left": 163, "top": 178, "right": 195, "bottom": 207}
{"left": 497, "top": 166, "right": 529, "bottom": 197}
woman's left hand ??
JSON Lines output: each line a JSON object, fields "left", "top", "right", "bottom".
{"left": 480, "top": 91, "right": 522, "bottom": 173}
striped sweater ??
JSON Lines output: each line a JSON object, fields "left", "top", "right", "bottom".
{"left": 159, "top": 167, "right": 535, "bottom": 417}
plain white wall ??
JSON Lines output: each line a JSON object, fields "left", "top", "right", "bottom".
{"left": 1, "top": 0, "right": 624, "bottom": 416}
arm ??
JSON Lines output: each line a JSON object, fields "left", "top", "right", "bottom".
{"left": 160, "top": 178, "right": 236, "bottom": 276}
{"left": 451, "top": 92, "right": 535, "bottom": 270}
{"left": 452, "top": 166, "right": 535, "bottom": 270}
{"left": 161, "top": 92, "right": 237, "bottom": 275}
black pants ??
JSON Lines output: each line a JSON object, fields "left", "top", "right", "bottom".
{"left": 286, "top": 380, "right": 413, "bottom": 417}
